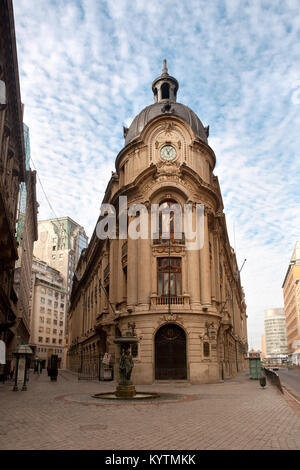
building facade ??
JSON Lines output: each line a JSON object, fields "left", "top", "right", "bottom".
{"left": 282, "top": 241, "right": 300, "bottom": 362}
{"left": 33, "top": 217, "right": 88, "bottom": 363}
{"left": 68, "top": 62, "right": 248, "bottom": 384}
{"left": 264, "top": 308, "right": 288, "bottom": 364}
{"left": 13, "top": 122, "right": 38, "bottom": 348}
{"left": 0, "top": 1, "right": 29, "bottom": 368}
{"left": 29, "top": 257, "right": 67, "bottom": 368}
{"left": 33, "top": 217, "right": 88, "bottom": 300}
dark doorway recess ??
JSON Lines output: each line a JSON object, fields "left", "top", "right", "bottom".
{"left": 155, "top": 324, "right": 187, "bottom": 380}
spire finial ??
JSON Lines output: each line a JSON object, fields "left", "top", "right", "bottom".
{"left": 162, "top": 59, "right": 168, "bottom": 75}
{"left": 152, "top": 60, "right": 179, "bottom": 103}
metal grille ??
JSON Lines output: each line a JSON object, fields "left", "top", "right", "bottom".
{"left": 77, "top": 353, "right": 114, "bottom": 381}
{"left": 157, "top": 295, "right": 184, "bottom": 305}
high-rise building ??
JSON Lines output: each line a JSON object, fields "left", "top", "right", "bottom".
{"left": 29, "top": 257, "right": 67, "bottom": 368}
{"left": 67, "top": 62, "right": 248, "bottom": 384}
{"left": 282, "top": 241, "right": 300, "bottom": 362}
{"left": 33, "top": 217, "right": 88, "bottom": 363}
{"left": 33, "top": 217, "right": 88, "bottom": 300}
{"left": 264, "top": 308, "right": 288, "bottom": 364}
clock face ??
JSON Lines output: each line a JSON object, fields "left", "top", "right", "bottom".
{"left": 160, "top": 145, "right": 177, "bottom": 161}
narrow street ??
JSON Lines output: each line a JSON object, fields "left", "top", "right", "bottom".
{"left": 278, "top": 369, "right": 300, "bottom": 401}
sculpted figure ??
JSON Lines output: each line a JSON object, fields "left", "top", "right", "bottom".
{"left": 119, "top": 348, "right": 134, "bottom": 383}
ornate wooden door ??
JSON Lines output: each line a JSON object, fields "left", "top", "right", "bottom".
{"left": 155, "top": 324, "right": 187, "bottom": 380}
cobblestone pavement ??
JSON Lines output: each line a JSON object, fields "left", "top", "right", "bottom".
{"left": 0, "top": 369, "right": 300, "bottom": 450}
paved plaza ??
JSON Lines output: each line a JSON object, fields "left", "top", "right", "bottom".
{"left": 0, "top": 368, "right": 300, "bottom": 450}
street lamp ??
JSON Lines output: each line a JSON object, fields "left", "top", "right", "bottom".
{"left": 12, "top": 344, "right": 33, "bottom": 391}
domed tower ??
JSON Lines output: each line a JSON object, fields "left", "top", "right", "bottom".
{"left": 68, "top": 62, "right": 248, "bottom": 384}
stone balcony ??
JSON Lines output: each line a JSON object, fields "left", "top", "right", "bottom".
{"left": 150, "top": 294, "right": 190, "bottom": 308}
{"left": 152, "top": 232, "right": 185, "bottom": 246}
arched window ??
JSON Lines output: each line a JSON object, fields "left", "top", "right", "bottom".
{"left": 157, "top": 257, "right": 181, "bottom": 296}
{"left": 158, "top": 200, "right": 181, "bottom": 240}
{"left": 203, "top": 342, "right": 210, "bottom": 357}
{"left": 161, "top": 83, "right": 170, "bottom": 100}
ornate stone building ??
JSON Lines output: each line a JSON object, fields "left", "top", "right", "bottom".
{"left": 282, "top": 241, "right": 300, "bottom": 363}
{"left": 68, "top": 62, "right": 248, "bottom": 383}
{"left": 13, "top": 122, "right": 38, "bottom": 348}
{"left": 0, "top": 1, "right": 29, "bottom": 363}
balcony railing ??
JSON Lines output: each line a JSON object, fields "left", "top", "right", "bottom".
{"left": 151, "top": 294, "right": 190, "bottom": 308}
{"left": 156, "top": 295, "right": 185, "bottom": 305}
{"left": 152, "top": 232, "right": 185, "bottom": 245}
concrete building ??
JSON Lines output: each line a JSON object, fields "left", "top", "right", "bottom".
{"left": 33, "top": 217, "right": 88, "bottom": 364}
{"left": 282, "top": 241, "right": 300, "bottom": 362}
{"left": 29, "top": 257, "right": 67, "bottom": 368}
{"left": 33, "top": 217, "right": 88, "bottom": 301}
{"left": 67, "top": 62, "right": 248, "bottom": 384}
{"left": 264, "top": 308, "right": 288, "bottom": 364}
{"left": 0, "top": 1, "right": 31, "bottom": 371}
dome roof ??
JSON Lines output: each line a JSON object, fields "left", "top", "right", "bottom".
{"left": 124, "top": 61, "right": 209, "bottom": 146}
{"left": 124, "top": 101, "right": 208, "bottom": 146}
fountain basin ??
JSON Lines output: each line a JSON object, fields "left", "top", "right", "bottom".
{"left": 114, "top": 336, "right": 139, "bottom": 345}
{"left": 92, "top": 391, "right": 160, "bottom": 400}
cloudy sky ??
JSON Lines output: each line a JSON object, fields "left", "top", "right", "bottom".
{"left": 13, "top": 0, "right": 300, "bottom": 349}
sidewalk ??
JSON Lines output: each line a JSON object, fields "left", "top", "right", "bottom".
{"left": 0, "top": 368, "right": 300, "bottom": 450}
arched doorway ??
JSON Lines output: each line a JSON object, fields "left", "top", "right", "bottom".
{"left": 155, "top": 324, "right": 187, "bottom": 380}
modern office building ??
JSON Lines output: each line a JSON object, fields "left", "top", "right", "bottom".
{"left": 264, "top": 308, "right": 288, "bottom": 364}
{"left": 33, "top": 217, "right": 88, "bottom": 364}
{"left": 67, "top": 62, "right": 248, "bottom": 384}
{"left": 282, "top": 241, "right": 300, "bottom": 362}
{"left": 29, "top": 257, "right": 67, "bottom": 368}
{"left": 33, "top": 217, "right": 88, "bottom": 300}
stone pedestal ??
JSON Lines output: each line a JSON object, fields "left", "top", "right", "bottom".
{"left": 115, "top": 382, "right": 136, "bottom": 398}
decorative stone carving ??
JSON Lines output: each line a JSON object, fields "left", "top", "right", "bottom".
{"left": 163, "top": 122, "right": 175, "bottom": 134}
{"left": 159, "top": 313, "right": 183, "bottom": 324}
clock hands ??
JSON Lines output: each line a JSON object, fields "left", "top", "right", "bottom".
{"left": 161, "top": 145, "right": 176, "bottom": 160}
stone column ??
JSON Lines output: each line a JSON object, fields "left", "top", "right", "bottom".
{"left": 182, "top": 252, "right": 188, "bottom": 296}
{"left": 115, "top": 239, "right": 124, "bottom": 307}
{"left": 214, "top": 232, "right": 221, "bottom": 303}
{"left": 127, "top": 220, "right": 138, "bottom": 309}
{"left": 200, "top": 208, "right": 211, "bottom": 306}
{"left": 187, "top": 205, "right": 201, "bottom": 308}
{"left": 210, "top": 231, "right": 216, "bottom": 301}
{"left": 151, "top": 254, "right": 157, "bottom": 297}
{"left": 109, "top": 239, "right": 117, "bottom": 305}
{"left": 138, "top": 237, "right": 151, "bottom": 307}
